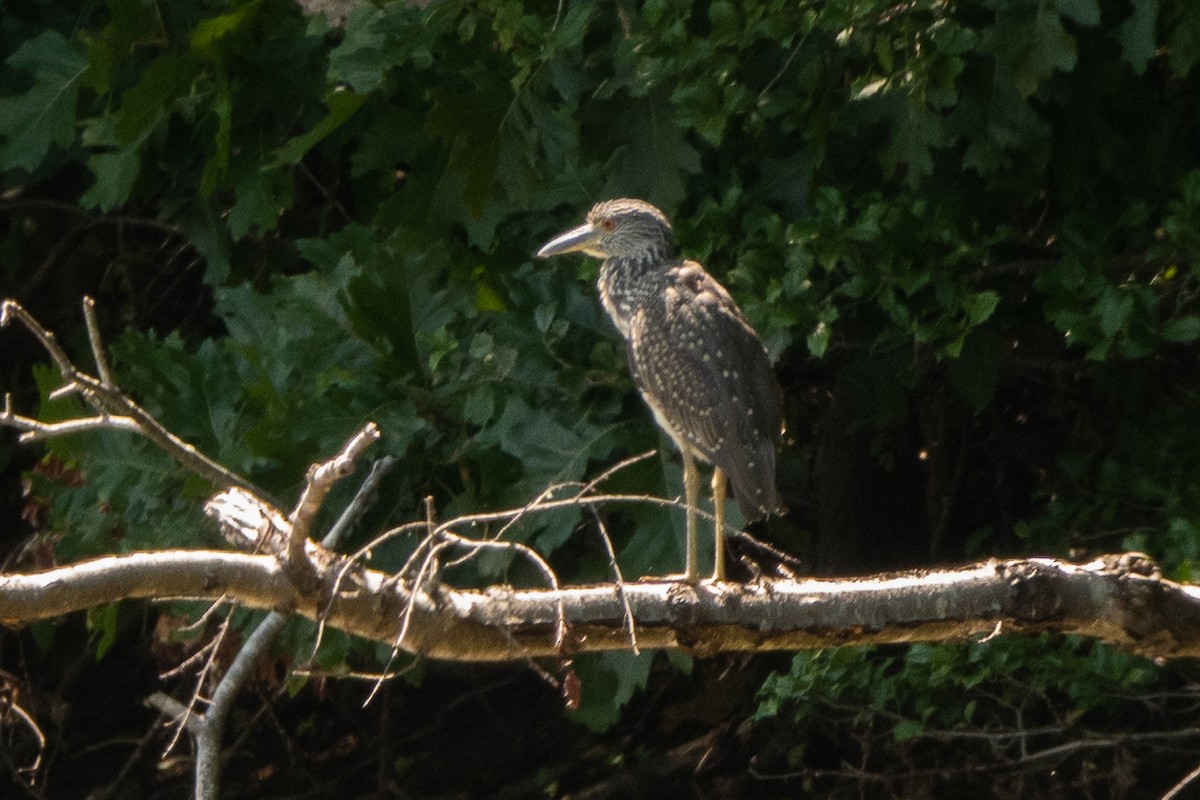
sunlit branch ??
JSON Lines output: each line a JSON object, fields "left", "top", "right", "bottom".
{"left": 0, "top": 298, "right": 257, "bottom": 492}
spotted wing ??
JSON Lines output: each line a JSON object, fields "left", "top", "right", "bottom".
{"left": 627, "top": 261, "right": 784, "bottom": 520}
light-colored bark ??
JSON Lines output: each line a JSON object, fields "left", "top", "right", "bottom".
{"left": 3, "top": 547, "right": 1197, "bottom": 662}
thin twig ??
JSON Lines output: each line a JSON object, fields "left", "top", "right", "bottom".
{"left": 1163, "top": 761, "right": 1200, "bottom": 800}
{"left": 81, "top": 296, "right": 115, "bottom": 387}
{"left": 287, "top": 423, "right": 380, "bottom": 563}
{"left": 331, "top": 450, "right": 681, "bottom": 676}
{"left": 490, "top": 482, "right": 563, "bottom": 545}
{"left": 370, "top": 492, "right": 710, "bottom": 549}
{"left": 174, "top": 452, "right": 394, "bottom": 800}
{"left": 156, "top": 636, "right": 223, "bottom": 681}
{"left": 171, "top": 595, "right": 233, "bottom": 636}
{"left": 145, "top": 693, "right": 203, "bottom": 736}
{"left": 0, "top": 412, "right": 142, "bottom": 441}
{"left": 1, "top": 301, "right": 76, "bottom": 375}
{"left": 0, "top": 199, "right": 184, "bottom": 234}
{"left": 292, "top": 664, "right": 420, "bottom": 683}
{"left": 481, "top": 449, "right": 657, "bottom": 546}
{"left": 365, "top": 525, "right": 572, "bottom": 708}
{"left": 311, "top": 457, "right": 398, "bottom": 660}
{"left": 759, "top": 33, "right": 808, "bottom": 99}
{"left": 89, "top": 713, "right": 163, "bottom": 800}
{"left": 588, "top": 508, "right": 638, "bottom": 654}
{"left": 161, "top": 616, "right": 232, "bottom": 758}
{"left": 324, "top": 456, "right": 396, "bottom": 550}
{"left": 0, "top": 698, "right": 45, "bottom": 781}
{"left": 1, "top": 299, "right": 258, "bottom": 492}
{"left": 574, "top": 449, "right": 657, "bottom": 499}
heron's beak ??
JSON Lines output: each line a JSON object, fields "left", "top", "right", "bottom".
{"left": 536, "top": 222, "right": 605, "bottom": 258}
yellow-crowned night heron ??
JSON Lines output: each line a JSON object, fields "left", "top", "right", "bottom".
{"left": 537, "top": 198, "right": 785, "bottom": 583}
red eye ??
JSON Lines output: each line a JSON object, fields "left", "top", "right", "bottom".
{"left": 601, "top": 219, "right": 617, "bottom": 232}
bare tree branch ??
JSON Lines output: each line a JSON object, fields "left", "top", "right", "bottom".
{"left": 288, "top": 423, "right": 380, "bottom": 548}
{"left": 1164, "top": 762, "right": 1200, "bottom": 800}
{"left": 0, "top": 688, "right": 44, "bottom": 786}
{"left": 2, "top": 542, "right": 1199, "bottom": 663}
{"left": 151, "top": 450, "right": 394, "bottom": 800}
{"left": 81, "top": 296, "right": 116, "bottom": 387}
{"left": 0, "top": 404, "right": 143, "bottom": 440}
{"left": 0, "top": 298, "right": 257, "bottom": 492}
{"left": 283, "top": 422, "right": 380, "bottom": 593}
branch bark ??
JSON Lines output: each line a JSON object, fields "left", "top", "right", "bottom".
{"left": 159, "top": 457, "right": 397, "bottom": 800}
{"left": 2, "top": 547, "right": 1198, "bottom": 662}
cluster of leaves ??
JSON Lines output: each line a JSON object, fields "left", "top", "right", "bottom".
{"left": 756, "top": 638, "right": 1161, "bottom": 736}
{"left": 3, "top": 0, "right": 1200, "bottom": 791}
{"left": 753, "top": 638, "right": 1182, "bottom": 796}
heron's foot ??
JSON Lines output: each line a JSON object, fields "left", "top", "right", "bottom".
{"left": 710, "top": 535, "right": 729, "bottom": 583}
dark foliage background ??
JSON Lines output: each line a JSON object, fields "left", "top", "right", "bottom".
{"left": 3, "top": 0, "right": 1200, "bottom": 796}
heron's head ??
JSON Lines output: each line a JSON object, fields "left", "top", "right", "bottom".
{"left": 537, "top": 199, "right": 675, "bottom": 262}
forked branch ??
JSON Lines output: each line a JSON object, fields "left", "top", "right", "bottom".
{"left": 0, "top": 298, "right": 255, "bottom": 492}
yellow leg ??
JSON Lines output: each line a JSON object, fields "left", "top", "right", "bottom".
{"left": 712, "top": 468, "right": 727, "bottom": 582}
{"left": 682, "top": 449, "right": 699, "bottom": 584}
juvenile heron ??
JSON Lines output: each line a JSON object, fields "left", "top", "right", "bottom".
{"left": 537, "top": 198, "right": 785, "bottom": 583}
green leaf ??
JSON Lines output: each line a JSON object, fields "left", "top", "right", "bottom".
{"left": 568, "top": 652, "right": 655, "bottom": 732}
{"left": 266, "top": 90, "right": 367, "bottom": 169}
{"left": 426, "top": 65, "right": 514, "bottom": 215}
{"left": 200, "top": 82, "right": 233, "bottom": 195}
{"left": 950, "top": 330, "right": 1001, "bottom": 411}
{"left": 1054, "top": 0, "right": 1101, "bottom": 27}
{"left": 114, "top": 54, "right": 194, "bottom": 143}
{"left": 81, "top": 147, "right": 140, "bottom": 211}
{"left": 84, "top": 0, "right": 164, "bottom": 95}
{"left": 605, "top": 93, "right": 701, "bottom": 210}
{"left": 807, "top": 321, "right": 832, "bottom": 358}
{"left": 964, "top": 290, "right": 1001, "bottom": 326}
{"left": 959, "top": 81, "right": 1048, "bottom": 174}
{"left": 892, "top": 718, "right": 925, "bottom": 741}
{"left": 229, "top": 166, "right": 292, "bottom": 240}
{"left": 1116, "top": 0, "right": 1157, "bottom": 75}
{"left": 0, "top": 30, "right": 88, "bottom": 172}
{"left": 190, "top": 0, "right": 263, "bottom": 61}
{"left": 708, "top": 1, "right": 739, "bottom": 38}
{"left": 180, "top": 199, "right": 232, "bottom": 283}
{"left": 884, "top": 101, "right": 946, "bottom": 180}
{"left": 986, "top": 7, "right": 1078, "bottom": 97}
{"left": 87, "top": 603, "right": 121, "bottom": 660}
{"left": 463, "top": 387, "right": 495, "bottom": 425}
{"left": 328, "top": 6, "right": 388, "bottom": 92}
{"left": 1162, "top": 315, "right": 1200, "bottom": 343}
{"left": 1095, "top": 287, "right": 1133, "bottom": 337}
{"left": 1166, "top": 3, "right": 1200, "bottom": 75}
{"left": 487, "top": 395, "right": 601, "bottom": 476}
{"left": 1019, "top": 10, "right": 1078, "bottom": 95}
